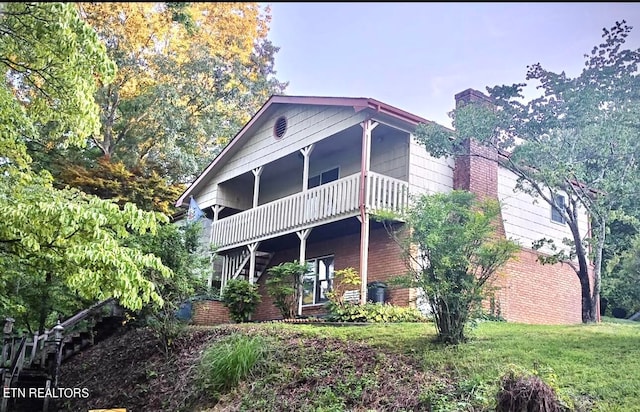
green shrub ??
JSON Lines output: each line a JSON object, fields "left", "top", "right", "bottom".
{"left": 266, "top": 261, "right": 310, "bottom": 319}
{"left": 327, "top": 302, "right": 429, "bottom": 323}
{"left": 198, "top": 334, "right": 266, "bottom": 395}
{"left": 326, "top": 267, "right": 361, "bottom": 307}
{"left": 220, "top": 279, "right": 261, "bottom": 323}
{"left": 375, "top": 191, "right": 519, "bottom": 344}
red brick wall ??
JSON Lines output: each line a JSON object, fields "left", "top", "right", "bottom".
{"left": 192, "top": 228, "right": 585, "bottom": 325}
{"left": 191, "top": 300, "right": 231, "bottom": 325}
{"left": 252, "top": 226, "right": 412, "bottom": 321}
{"left": 488, "top": 248, "right": 583, "bottom": 324}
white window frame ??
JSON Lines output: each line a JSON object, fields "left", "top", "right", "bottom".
{"left": 308, "top": 166, "right": 340, "bottom": 189}
{"left": 302, "top": 255, "right": 335, "bottom": 306}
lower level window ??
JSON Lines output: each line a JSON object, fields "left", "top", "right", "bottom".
{"left": 302, "top": 255, "right": 335, "bottom": 306}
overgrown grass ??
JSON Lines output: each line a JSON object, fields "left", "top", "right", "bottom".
{"left": 198, "top": 333, "right": 267, "bottom": 396}
{"left": 270, "top": 320, "right": 640, "bottom": 411}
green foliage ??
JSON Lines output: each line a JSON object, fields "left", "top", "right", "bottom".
{"left": 0, "top": 2, "right": 116, "bottom": 148}
{"left": 415, "top": 21, "right": 640, "bottom": 323}
{"left": 327, "top": 302, "right": 429, "bottom": 323}
{"left": 57, "top": 156, "right": 185, "bottom": 214}
{"left": 72, "top": 3, "right": 287, "bottom": 187}
{"left": 198, "top": 333, "right": 267, "bottom": 396}
{"left": 603, "top": 234, "right": 640, "bottom": 315}
{"left": 380, "top": 191, "right": 518, "bottom": 344}
{"left": 0, "top": 177, "right": 172, "bottom": 331}
{"left": 220, "top": 279, "right": 261, "bottom": 323}
{"left": 325, "top": 267, "right": 361, "bottom": 307}
{"left": 266, "top": 261, "right": 310, "bottom": 319}
{"left": 269, "top": 320, "right": 640, "bottom": 410}
{"left": 126, "top": 222, "right": 210, "bottom": 355}
{"left": 0, "top": 1, "right": 175, "bottom": 333}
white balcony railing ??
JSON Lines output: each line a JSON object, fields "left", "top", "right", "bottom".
{"left": 210, "top": 171, "right": 409, "bottom": 251}
{"left": 365, "top": 171, "right": 410, "bottom": 214}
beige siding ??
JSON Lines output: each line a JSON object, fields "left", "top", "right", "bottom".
{"left": 196, "top": 105, "right": 366, "bottom": 209}
{"left": 498, "top": 166, "right": 589, "bottom": 255}
{"left": 218, "top": 181, "right": 252, "bottom": 210}
{"left": 259, "top": 166, "right": 302, "bottom": 205}
{"left": 197, "top": 185, "right": 218, "bottom": 209}
{"left": 308, "top": 148, "right": 360, "bottom": 180}
{"left": 242, "top": 108, "right": 360, "bottom": 179}
{"left": 259, "top": 138, "right": 363, "bottom": 205}
{"left": 408, "top": 135, "right": 454, "bottom": 196}
{"left": 370, "top": 132, "right": 409, "bottom": 180}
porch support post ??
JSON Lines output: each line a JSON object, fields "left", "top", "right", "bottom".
{"left": 208, "top": 205, "right": 225, "bottom": 289}
{"left": 212, "top": 205, "right": 225, "bottom": 222}
{"left": 252, "top": 166, "right": 263, "bottom": 208}
{"left": 247, "top": 242, "right": 260, "bottom": 284}
{"left": 300, "top": 145, "right": 315, "bottom": 191}
{"left": 296, "top": 229, "right": 312, "bottom": 316}
{"left": 359, "top": 119, "right": 378, "bottom": 305}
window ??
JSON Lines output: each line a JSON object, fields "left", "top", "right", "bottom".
{"left": 551, "top": 194, "right": 566, "bottom": 224}
{"left": 308, "top": 167, "right": 339, "bottom": 189}
{"left": 302, "top": 255, "right": 335, "bottom": 306}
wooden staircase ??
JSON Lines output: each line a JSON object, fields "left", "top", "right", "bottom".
{"left": 234, "top": 250, "right": 274, "bottom": 283}
{"left": 220, "top": 248, "right": 274, "bottom": 289}
{"left": 0, "top": 299, "right": 125, "bottom": 412}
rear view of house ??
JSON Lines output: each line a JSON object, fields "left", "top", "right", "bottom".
{"left": 176, "top": 89, "right": 592, "bottom": 325}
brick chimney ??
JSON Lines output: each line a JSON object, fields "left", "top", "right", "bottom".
{"left": 452, "top": 88, "right": 504, "bottom": 235}
{"left": 452, "top": 88, "right": 499, "bottom": 199}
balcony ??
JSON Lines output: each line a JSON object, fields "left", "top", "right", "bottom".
{"left": 210, "top": 171, "right": 409, "bottom": 251}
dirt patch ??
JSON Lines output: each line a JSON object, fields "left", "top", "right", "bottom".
{"left": 58, "top": 325, "right": 449, "bottom": 412}
{"left": 58, "top": 326, "right": 236, "bottom": 411}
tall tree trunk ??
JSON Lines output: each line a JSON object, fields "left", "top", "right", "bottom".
{"left": 590, "top": 217, "right": 606, "bottom": 322}
{"left": 568, "top": 217, "right": 596, "bottom": 323}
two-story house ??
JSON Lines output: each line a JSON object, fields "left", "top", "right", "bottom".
{"left": 176, "top": 88, "right": 593, "bottom": 325}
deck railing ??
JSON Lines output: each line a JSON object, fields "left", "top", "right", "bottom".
{"left": 211, "top": 171, "right": 409, "bottom": 251}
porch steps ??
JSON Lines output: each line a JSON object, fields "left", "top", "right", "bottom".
{"left": 226, "top": 249, "right": 274, "bottom": 285}
{"left": 237, "top": 251, "right": 274, "bottom": 283}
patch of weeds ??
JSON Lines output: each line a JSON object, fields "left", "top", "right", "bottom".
{"left": 313, "top": 387, "right": 346, "bottom": 411}
{"left": 197, "top": 333, "right": 267, "bottom": 397}
{"left": 457, "top": 375, "right": 494, "bottom": 409}
{"left": 419, "top": 381, "right": 458, "bottom": 412}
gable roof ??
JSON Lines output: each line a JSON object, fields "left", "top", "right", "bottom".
{"left": 175, "top": 95, "right": 435, "bottom": 208}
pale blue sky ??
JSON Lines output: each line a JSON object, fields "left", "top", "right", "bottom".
{"left": 265, "top": 2, "right": 640, "bottom": 127}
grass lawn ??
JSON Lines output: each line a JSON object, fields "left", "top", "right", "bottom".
{"left": 269, "top": 319, "right": 640, "bottom": 411}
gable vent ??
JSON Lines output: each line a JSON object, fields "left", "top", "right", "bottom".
{"left": 273, "top": 116, "right": 287, "bottom": 140}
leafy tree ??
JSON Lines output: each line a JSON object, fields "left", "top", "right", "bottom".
{"left": 415, "top": 21, "right": 640, "bottom": 323}
{"left": 28, "top": 2, "right": 287, "bottom": 214}
{"left": 59, "top": 157, "right": 184, "bottom": 214}
{"left": 378, "top": 191, "right": 518, "bottom": 344}
{"left": 0, "top": 3, "right": 117, "bottom": 151}
{"left": 0, "top": 2, "right": 172, "bottom": 332}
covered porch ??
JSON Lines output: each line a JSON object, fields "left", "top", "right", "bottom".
{"left": 204, "top": 119, "right": 412, "bottom": 309}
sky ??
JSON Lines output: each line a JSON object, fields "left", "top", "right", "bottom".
{"left": 264, "top": 2, "right": 640, "bottom": 128}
